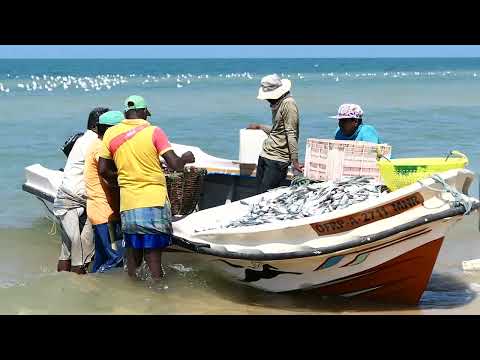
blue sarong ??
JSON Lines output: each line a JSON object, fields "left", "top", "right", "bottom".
{"left": 121, "top": 204, "right": 173, "bottom": 250}
{"left": 92, "top": 222, "right": 125, "bottom": 273}
{"left": 124, "top": 233, "right": 172, "bottom": 249}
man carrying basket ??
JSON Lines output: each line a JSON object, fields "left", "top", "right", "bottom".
{"left": 98, "top": 95, "right": 195, "bottom": 281}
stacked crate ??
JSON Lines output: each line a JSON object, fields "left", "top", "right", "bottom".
{"left": 304, "top": 139, "right": 392, "bottom": 182}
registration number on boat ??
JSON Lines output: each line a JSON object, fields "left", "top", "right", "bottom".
{"left": 310, "top": 193, "right": 424, "bottom": 235}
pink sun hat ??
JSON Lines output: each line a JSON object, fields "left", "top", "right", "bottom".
{"left": 329, "top": 103, "right": 364, "bottom": 119}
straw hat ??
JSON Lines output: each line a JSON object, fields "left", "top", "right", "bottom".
{"left": 257, "top": 74, "right": 292, "bottom": 100}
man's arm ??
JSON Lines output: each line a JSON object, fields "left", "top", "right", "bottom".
{"left": 98, "top": 158, "right": 120, "bottom": 212}
{"left": 283, "top": 103, "right": 303, "bottom": 172}
{"left": 162, "top": 150, "right": 195, "bottom": 171}
{"left": 98, "top": 157, "right": 118, "bottom": 187}
{"left": 247, "top": 123, "right": 272, "bottom": 135}
{"left": 96, "top": 133, "right": 119, "bottom": 187}
{"left": 151, "top": 127, "right": 196, "bottom": 171}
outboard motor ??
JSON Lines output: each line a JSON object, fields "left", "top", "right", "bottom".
{"left": 60, "top": 132, "right": 84, "bottom": 158}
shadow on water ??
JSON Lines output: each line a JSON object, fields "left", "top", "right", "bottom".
{"left": 419, "top": 273, "right": 477, "bottom": 309}
{"left": 193, "top": 268, "right": 477, "bottom": 313}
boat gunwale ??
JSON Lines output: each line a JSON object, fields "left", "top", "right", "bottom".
{"left": 180, "top": 168, "right": 475, "bottom": 236}
{"left": 171, "top": 202, "right": 479, "bottom": 261}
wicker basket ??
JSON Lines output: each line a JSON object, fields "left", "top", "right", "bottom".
{"left": 164, "top": 166, "right": 208, "bottom": 216}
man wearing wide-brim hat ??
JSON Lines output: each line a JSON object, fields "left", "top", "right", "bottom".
{"left": 248, "top": 74, "right": 303, "bottom": 194}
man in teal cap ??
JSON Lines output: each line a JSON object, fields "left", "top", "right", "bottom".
{"left": 123, "top": 94, "right": 152, "bottom": 117}
{"left": 85, "top": 111, "right": 126, "bottom": 273}
{"left": 98, "top": 96, "right": 195, "bottom": 282}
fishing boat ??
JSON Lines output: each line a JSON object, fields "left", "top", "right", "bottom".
{"left": 22, "top": 143, "right": 479, "bottom": 305}
{"left": 171, "top": 168, "right": 479, "bottom": 305}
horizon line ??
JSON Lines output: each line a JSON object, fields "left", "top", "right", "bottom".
{"left": 2, "top": 56, "right": 480, "bottom": 60}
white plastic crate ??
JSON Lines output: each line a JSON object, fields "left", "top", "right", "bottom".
{"left": 304, "top": 139, "right": 392, "bottom": 182}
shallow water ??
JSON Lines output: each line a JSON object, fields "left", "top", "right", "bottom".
{"left": 0, "top": 214, "right": 478, "bottom": 315}
{"left": 2, "top": 58, "right": 480, "bottom": 314}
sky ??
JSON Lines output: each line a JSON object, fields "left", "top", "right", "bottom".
{"left": 1, "top": 45, "right": 480, "bottom": 58}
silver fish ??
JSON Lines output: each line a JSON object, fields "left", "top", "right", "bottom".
{"left": 203, "top": 176, "right": 389, "bottom": 230}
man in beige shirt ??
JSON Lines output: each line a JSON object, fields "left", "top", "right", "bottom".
{"left": 248, "top": 74, "right": 303, "bottom": 194}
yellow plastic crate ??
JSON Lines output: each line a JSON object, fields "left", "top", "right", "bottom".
{"left": 377, "top": 151, "right": 468, "bottom": 191}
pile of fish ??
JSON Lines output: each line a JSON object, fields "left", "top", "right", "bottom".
{"left": 222, "top": 176, "right": 389, "bottom": 228}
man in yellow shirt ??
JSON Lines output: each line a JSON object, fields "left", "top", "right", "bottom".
{"left": 98, "top": 95, "right": 195, "bottom": 281}
{"left": 84, "top": 111, "right": 125, "bottom": 273}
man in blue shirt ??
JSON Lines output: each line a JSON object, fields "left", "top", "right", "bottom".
{"left": 330, "top": 103, "right": 380, "bottom": 144}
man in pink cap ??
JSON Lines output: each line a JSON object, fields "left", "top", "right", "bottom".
{"left": 330, "top": 103, "right": 380, "bottom": 144}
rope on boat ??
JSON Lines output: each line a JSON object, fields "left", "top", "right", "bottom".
{"left": 428, "top": 174, "right": 476, "bottom": 215}
{"left": 48, "top": 221, "right": 57, "bottom": 236}
{"left": 37, "top": 196, "right": 60, "bottom": 236}
{"left": 290, "top": 174, "right": 313, "bottom": 187}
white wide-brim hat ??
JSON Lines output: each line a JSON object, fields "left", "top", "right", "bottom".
{"left": 257, "top": 74, "right": 292, "bottom": 100}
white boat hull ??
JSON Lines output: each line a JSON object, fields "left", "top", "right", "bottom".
{"left": 172, "top": 169, "right": 479, "bottom": 304}
{"left": 204, "top": 220, "right": 449, "bottom": 304}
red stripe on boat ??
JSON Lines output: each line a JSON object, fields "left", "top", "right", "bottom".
{"left": 311, "top": 238, "right": 444, "bottom": 305}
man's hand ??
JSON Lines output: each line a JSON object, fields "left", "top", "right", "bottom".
{"left": 292, "top": 160, "right": 304, "bottom": 173}
{"left": 181, "top": 151, "right": 195, "bottom": 164}
{"left": 98, "top": 157, "right": 119, "bottom": 188}
{"left": 247, "top": 123, "right": 262, "bottom": 130}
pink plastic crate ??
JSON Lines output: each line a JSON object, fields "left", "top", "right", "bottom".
{"left": 304, "top": 139, "right": 392, "bottom": 182}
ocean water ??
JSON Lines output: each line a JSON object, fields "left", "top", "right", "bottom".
{"left": 1, "top": 58, "right": 479, "bottom": 314}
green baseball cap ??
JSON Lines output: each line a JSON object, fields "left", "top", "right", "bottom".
{"left": 124, "top": 95, "right": 148, "bottom": 111}
{"left": 99, "top": 111, "right": 124, "bottom": 126}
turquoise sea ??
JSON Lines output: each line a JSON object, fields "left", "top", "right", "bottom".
{"left": 0, "top": 58, "right": 479, "bottom": 314}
